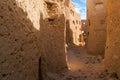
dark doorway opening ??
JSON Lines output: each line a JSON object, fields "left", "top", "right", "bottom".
{"left": 39, "top": 57, "right": 43, "bottom": 80}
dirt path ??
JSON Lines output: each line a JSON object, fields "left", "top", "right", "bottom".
{"left": 64, "top": 46, "right": 104, "bottom": 80}
{"left": 47, "top": 46, "right": 119, "bottom": 80}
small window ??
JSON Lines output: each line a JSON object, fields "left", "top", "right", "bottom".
{"left": 73, "top": 21, "right": 75, "bottom": 24}
{"left": 48, "top": 18, "right": 54, "bottom": 22}
{"left": 70, "top": 10, "right": 74, "bottom": 16}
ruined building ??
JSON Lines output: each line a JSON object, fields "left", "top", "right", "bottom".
{"left": 0, "top": 0, "right": 69, "bottom": 80}
{"left": 66, "top": 1, "right": 82, "bottom": 46}
{"left": 0, "top": 0, "right": 83, "bottom": 80}
{"left": 1, "top": 0, "right": 120, "bottom": 80}
{"left": 87, "top": 0, "right": 107, "bottom": 55}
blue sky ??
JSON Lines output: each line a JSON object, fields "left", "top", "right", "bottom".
{"left": 72, "top": 0, "right": 86, "bottom": 19}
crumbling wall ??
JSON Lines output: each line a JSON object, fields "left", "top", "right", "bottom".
{"left": 66, "top": 20, "right": 73, "bottom": 45}
{"left": 40, "top": 14, "right": 68, "bottom": 73}
{"left": 87, "top": 0, "right": 107, "bottom": 55}
{"left": 0, "top": 0, "right": 68, "bottom": 80}
{"left": 71, "top": 13, "right": 82, "bottom": 45}
{"left": 41, "top": 0, "right": 68, "bottom": 73}
{"left": 0, "top": 0, "right": 44, "bottom": 80}
{"left": 104, "top": 0, "right": 120, "bottom": 78}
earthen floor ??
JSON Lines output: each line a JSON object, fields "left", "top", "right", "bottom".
{"left": 47, "top": 45, "right": 119, "bottom": 80}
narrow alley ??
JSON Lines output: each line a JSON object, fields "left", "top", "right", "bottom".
{"left": 0, "top": 0, "right": 120, "bottom": 80}
{"left": 47, "top": 45, "right": 119, "bottom": 80}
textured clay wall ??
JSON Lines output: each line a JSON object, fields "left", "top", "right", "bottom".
{"left": 0, "top": 0, "right": 44, "bottom": 80}
{"left": 87, "top": 0, "right": 107, "bottom": 55}
{"left": 104, "top": 0, "right": 120, "bottom": 78}
{"left": 40, "top": 14, "right": 68, "bottom": 73}
{"left": 42, "top": 0, "right": 68, "bottom": 73}
{"left": 66, "top": 2, "right": 74, "bottom": 45}
{"left": 0, "top": 0, "right": 68, "bottom": 80}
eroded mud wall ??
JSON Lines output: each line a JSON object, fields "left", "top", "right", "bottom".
{"left": 40, "top": 15, "right": 68, "bottom": 73}
{"left": 0, "top": 0, "right": 68, "bottom": 80}
{"left": 0, "top": 0, "right": 44, "bottom": 80}
{"left": 87, "top": 0, "right": 107, "bottom": 55}
{"left": 104, "top": 0, "right": 120, "bottom": 78}
{"left": 41, "top": 0, "right": 68, "bottom": 73}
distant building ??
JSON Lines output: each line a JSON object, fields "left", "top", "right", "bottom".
{"left": 66, "top": 1, "right": 82, "bottom": 45}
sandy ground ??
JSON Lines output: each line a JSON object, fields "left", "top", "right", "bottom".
{"left": 47, "top": 45, "right": 119, "bottom": 80}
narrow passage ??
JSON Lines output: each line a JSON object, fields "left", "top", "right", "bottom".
{"left": 47, "top": 45, "right": 119, "bottom": 80}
